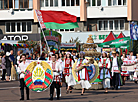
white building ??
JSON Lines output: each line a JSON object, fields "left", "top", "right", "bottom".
{"left": 40, "top": 0, "right": 129, "bottom": 43}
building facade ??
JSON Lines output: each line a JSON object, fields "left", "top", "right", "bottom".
{"left": 0, "top": 0, "right": 40, "bottom": 41}
{"left": 39, "top": 0, "right": 130, "bottom": 43}
{"left": 0, "top": 0, "right": 137, "bottom": 43}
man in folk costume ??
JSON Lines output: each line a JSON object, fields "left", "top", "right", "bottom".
{"left": 99, "top": 52, "right": 111, "bottom": 93}
{"left": 18, "top": 54, "right": 30, "bottom": 100}
{"left": 77, "top": 51, "right": 91, "bottom": 95}
{"left": 63, "top": 52, "right": 76, "bottom": 94}
{"left": 110, "top": 51, "right": 122, "bottom": 90}
{"left": 48, "top": 54, "right": 62, "bottom": 100}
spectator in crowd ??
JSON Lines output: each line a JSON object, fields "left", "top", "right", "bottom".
{"left": 39, "top": 53, "right": 45, "bottom": 60}
{"left": 37, "top": 54, "right": 40, "bottom": 60}
{"left": 30, "top": 53, "right": 33, "bottom": 59}
{"left": 31, "top": 54, "right": 37, "bottom": 60}
{"left": 14, "top": 51, "right": 21, "bottom": 80}
{"left": 5, "top": 52, "right": 12, "bottom": 81}
{"left": 45, "top": 53, "right": 48, "bottom": 61}
{"left": 1, "top": 53, "right": 6, "bottom": 81}
{"left": 9, "top": 50, "right": 14, "bottom": 64}
{"left": 26, "top": 53, "right": 31, "bottom": 60}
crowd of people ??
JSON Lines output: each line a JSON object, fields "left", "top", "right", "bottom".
{"left": 0, "top": 49, "right": 137, "bottom": 101}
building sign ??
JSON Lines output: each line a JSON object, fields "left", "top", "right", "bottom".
{"left": 0, "top": 34, "right": 40, "bottom": 41}
{"left": 60, "top": 43, "right": 76, "bottom": 47}
{"left": 92, "top": 34, "right": 119, "bottom": 40}
{"left": 1, "top": 35, "right": 28, "bottom": 41}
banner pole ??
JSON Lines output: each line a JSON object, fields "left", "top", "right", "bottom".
{"left": 41, "top": 29, "right": 50, "bottom": 52}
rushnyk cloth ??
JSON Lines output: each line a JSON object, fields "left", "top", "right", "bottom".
{"left": 36, "top": 10, "right": 79, "bottom": 29}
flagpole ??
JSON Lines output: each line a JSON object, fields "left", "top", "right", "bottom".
{"left": 41, "top": 29, "right": 50, "bottom": 52}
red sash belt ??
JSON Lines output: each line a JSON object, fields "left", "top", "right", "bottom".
{"left": 55, "top": 75, "right": 60, "bottom": 85}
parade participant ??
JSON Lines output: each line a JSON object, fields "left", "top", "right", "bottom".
{"left": 77, "top": 51, "right": 91, "bottom": 95}
{"left": 18, "top": 54, "right": 29, "bottom": 100}
{"left": 63, "top": 52, "right": 76, "bottom": 94}
{"left": 107, "top": 52, "right": 111, "bottom": 59}
{"left": 71, "top": 50, "right": 76, "bottom": 62}
{"left": 116, "top": 51, "right": 120, "bottom": 57}
{"left": 55, "top": 52, "right": 62, "bottom": 97}
{"left": 110, "top": 51, "right": 122, "bottom": 90}
{"left": 121, "top": 53, "right": 129, "bottom": 85}
{"left": 55, "top": 53, "right": 59, "bottom": 61}
{"left": 115, "top": 51, "right": 123, "bottom": 88}
{"left": 59, "top": 53, "right": 64, "bottom": 62}
{"left": 134, "top": 53, "right": 138, "bottom": 84}
{"left": 99, "top": 52, "right": 111, "bottom": 93}
{"left": 127, "top": 51, "right": 135, "bottom": 81}
{"left": 49, "top": 54, "right": 62, "bottom": 100}
{"left": 127, "top": 51, "right": 135, "bottom": 60}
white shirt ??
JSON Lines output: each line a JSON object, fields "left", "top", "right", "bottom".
{"left": 17, "top": 55, "right": 20, "bottom": 65}
{"left": 48, "top": 61, "right": 62, "bottom": 82}
{"left": 112, "top": 57, "right": 119, "bottom": 71}
{"left": 18, "top": 61, "right": 29, "bottom": 78}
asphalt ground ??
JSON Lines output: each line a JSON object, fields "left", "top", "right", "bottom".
{"left": 0, "top": 81, "right": 138, "bottom": 102}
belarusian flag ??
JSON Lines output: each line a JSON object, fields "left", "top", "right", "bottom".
{"left": 35, "top": 10, "right": 78, "bottom": 29}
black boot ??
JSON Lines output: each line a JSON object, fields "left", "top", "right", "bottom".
{"left": 49, "top": 94, "right": 53, "bottom": 100}
{"left": 20, "top": 90, "right": 24, "bottom": 100}
{"left": 26, "top": 88, "right": 29, "bottom": 100}
{"left": 57, "top": 88, "right": 60, "bottom": 100}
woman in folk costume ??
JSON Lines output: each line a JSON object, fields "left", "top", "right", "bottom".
{"left": 99, "top": 52, "right": 111, "bottom": 93}
{"left": 76, "top": 51, "right": 91, "bottom": 95}
{"left": 121, "top": 53, "right": 129, "bottom": 85}
{"left": 63, "top": 52, "right": 76, "bottom": 94}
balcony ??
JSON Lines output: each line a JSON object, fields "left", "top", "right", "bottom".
{"left": 0, "top": 9, "right": 33, "bottom": 20}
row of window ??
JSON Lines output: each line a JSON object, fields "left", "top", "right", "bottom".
{"left": 40, "top": 0, "right": 80, "bottom": 7}
{"left": 0, "top": 0, "right": 33, "bottom": 9}
{"left": 40, "top": 0, "right": 127, "bottom": 7}
{"left": 88, "top": 0, "right": 127, "bottom": 7}
{"left": 5, "top": 20, "right": 125, "bottom": 33}
{"left": 6, "top": 22, "right": 32, "bottom": 33}
{"left": 47, "top": 28, "right": 75, "bottom": 32}
{"left": 98, "top": 20, "right": 124, "bottom": 31}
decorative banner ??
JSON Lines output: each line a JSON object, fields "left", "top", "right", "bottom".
{"left": 130, "top": 22, "right": 138, "bottom": 40}
{"left": 41, "top": 30, "right": 62, "bottom": 51}
{"left": 24, "top": 61, "right": 53, "bottom": 92}
{"left": 72, "top": 60, "right": 99, "bottom": 83}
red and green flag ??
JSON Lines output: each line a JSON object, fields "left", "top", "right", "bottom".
{"left": 35, "top": 10, "right": 78, "bottom": 29}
